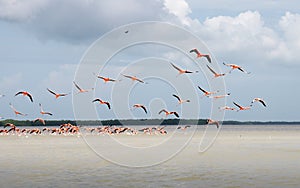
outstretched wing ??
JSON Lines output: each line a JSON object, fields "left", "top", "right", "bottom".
{"left": 170, "top": 63, "right": 181, "bottom": 71}
{"left": 15, "top": 91, "right": 23, "bottom": 96}
{"left": 73, "top": 81, "right": 82, "bottom": 91}
{"left": 27, "top": 93, "right": 33, "bottom": 102}
{"left": 158, "top": 109, "right": 166, "bottom": 114}
{"left": 173, "top": 112, "right": 179, "bottom": 118}
{"left": 206, "top": 65, "right": 217, "bottom": 75}
{"left": 204, "top": 55, "right": 212, "bottom": 63}
{"left": 47, "top": 88, "right": 56, "bottom": 96}
{"left": 233, "top": 102, "right": 242, "bottom": 108}
{"left": 92, "top": 98, "right": 101, "bottom": 103}
{"left": 197, "top": 86, "right": 207, "bottom": 93}
{"left": 189, "top": 48, "right": 200, "bottom": 55}
{"left": 172, "top": 94, "right": 181, "bottom": 102}
{"left": 141, "top": 105, "right": 147, "bottom": 114}
{"left": 105, "top": 102, "right": 111, "bottom": 109}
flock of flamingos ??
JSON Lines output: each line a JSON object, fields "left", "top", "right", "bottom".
{"left": 0, "top": 45, "right": 267, "bottom": 136}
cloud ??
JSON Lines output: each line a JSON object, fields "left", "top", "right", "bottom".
{"left": 0, "top": 0, "right": 166, "bottom": 43}
{"left": 166, "top": 7, "right": 300, "bottom": 65}
{"left": 0, "top": 0, "right": 48, "bottom": 21}
{"left": 163, "top": 0, "right": 192, "bottom": 26}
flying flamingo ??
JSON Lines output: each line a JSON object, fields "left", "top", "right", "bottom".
{"left": 251, "top": 98, "right": 267, "bottom": 107}
{"left": 206, "top": 65, "right": 226, "bottom": 78}
{"left": 198, "top": 86, "right": 218, "bottom": 97}
{"left": 15, "top": 91, "right": 33, "bottom": 102}
{"left": 97, "top": 75, "right": 117, "bottom": 83}
{"left": 233, "top": 102, "right": 251, "bottom": 111}
{"left": 158, "top": 109, "right": 179, "bottom": 118}
{"left": 122, "top": 74, "right": 145, "bottom": 83}
{"left": 9, "top": 103, "right": 27, "bottom": 116}
{"left": 172, "top": 94, "right": 190, "bottom": 104}
{"left": 218, "top": 106, "right": 236, "bottom": 111}
{"left": 207, "top": 119, "right": 220, "bottom": 128}
{"left": 33, "top": 118, "right": 45, "bottom": 125}
{"left": 47, "top": 88, "right": 69, "bottom": 99}
{"left": 189, "top": 48, "right": 212, "bottom": 63}
{"left": 170, "top": 63, "right": 195, "bottom": 76}
{"left": 133, "top": 104, "right": 147, "bottom": 114}
{"left": 209, "top": 93, "right": 231, "bottom": 99}
{"left": 73, "top": 81, "right": 94, "bottom": 94}
{"left": 223, "top": 62, "right": 251, "bottom": 74}
{"left": 92, "top": 98, "right": 111, "bottom": 109}
{"left": 39, "top": 103, "right": 53, "bottom": 116}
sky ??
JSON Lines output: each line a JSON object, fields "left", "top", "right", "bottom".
{"left": 0, "top": 0, "right": 299, "bottom": 122}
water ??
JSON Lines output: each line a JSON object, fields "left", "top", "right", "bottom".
{"left": 1, "top": 125, "right": 300, "bottom": 188}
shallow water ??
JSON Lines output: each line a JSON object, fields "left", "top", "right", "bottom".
{"left": 1, "top": 125, "right": 300, "bottom": 188}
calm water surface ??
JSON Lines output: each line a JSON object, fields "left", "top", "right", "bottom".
{"left": 0, "top": 125, "right": 300, "bottom": 188}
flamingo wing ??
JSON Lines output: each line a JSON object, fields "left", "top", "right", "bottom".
{"left": 173, "top": 112, "right": 179, "bottom": 118}
{"left": 158, "top": 109, "right": 166, "bottom": 114}
{"left": 73, "top": 81, "right": 82, "bottom": 91}
{"left": 170, "top": 63, "right": 181, "bottom": 72}
{"left": 15, "top": 91, "right": 23, "bottom": 96}
{"left": 141, "top": 105, "right": 147, "bottom": 114}
{"left": 206, "top": 65, "right": 217, "bottom": 75}
{"left": 197, "top": 86, "right": 207, "bottom": 94}
{"left": 172, "top": 94, "right": 181, "bottom": 102}
{"left": 189, "top": 48, "right": 200, "bottom": 55}
{"left": 92, "top": 98, "right": 101, "bottom": 103}
{"left": 233, "top": 102, "right": 242, "bottom": 109}
{"left": 47, "top": 88, "right": 57, "bottom": 96}
{"left": 105, "top": 102, "right": 111, "bottom": 109}
{"left": 204, "top": 55, "right": 212, "bottom": 63}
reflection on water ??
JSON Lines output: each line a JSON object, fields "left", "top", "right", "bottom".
{"left": 0, "top": 125, "right": 300, "bottom": 187}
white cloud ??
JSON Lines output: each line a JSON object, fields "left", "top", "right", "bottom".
{"left": 163, "top": 0, "right": 192, "bottom": 26}
{"left": 0, "top": 0, "right": 166, "bottom": 43}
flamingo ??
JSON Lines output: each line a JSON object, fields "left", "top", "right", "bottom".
{"left": 39, "top": 103, "right": 53, "bottom": 116}
{"left": 47, "top": 88, "right": 69, "bottom": 99}
{"left": 9, "top": 103, "right": 27, "bottom": 116}
{"left": 233, "top": 102, "right": 251, "bottom": 111}
{"left": 189, "top": 48, "right": 211, "bottom": 63}
{"left": 177, "top": 125, "right": 191, "bottom": 130}
{"left": 15, "top": 91, "right": 33, "bottom": 102}
{"left": 122, "top": 74, "right": 145, "bottom": 83}
{"left": 133, "top": 104, "right": 147, "bottom": 114}
{"left": 198, "top": 86, "right": 218, "bottom": 97}
{"left": 223, "top": 62, "right": 250, "bottom": 74}
{"left": 251, "top": 98, "right": 267, "bottom": 107}
{"left": 158, "top": 109, "right": 179, "bottom": 118}
{"left": 4, "top": 123, "right": 15, "bottom": 129}
{"left": 209, "top": 93, "right": 231, "bottom": 99}
{"left": 33, "top": 118, "right": 45, "bottom": 125}
{"left": 218, "top": 106, "right": 236, "bottom": 111}
{"left": 172, "top": 94, "right": 190, "bottom": 104}
{"left": 170, "top": 63, "right": 195, "bottom": 75}
{"left": 96, "top": 75, "right": 117, "bottom": 83}
{"left": 73, "top": 81, "right": 94, "bottom": 94}
{"left": 207, "top": 119, "right": 220, "bottom": 128}
{"left": 92, "top": 98, "right": 111, "bottom": 109}
{"left": 206, "top": 65, "right": 226, "bottom": 78}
